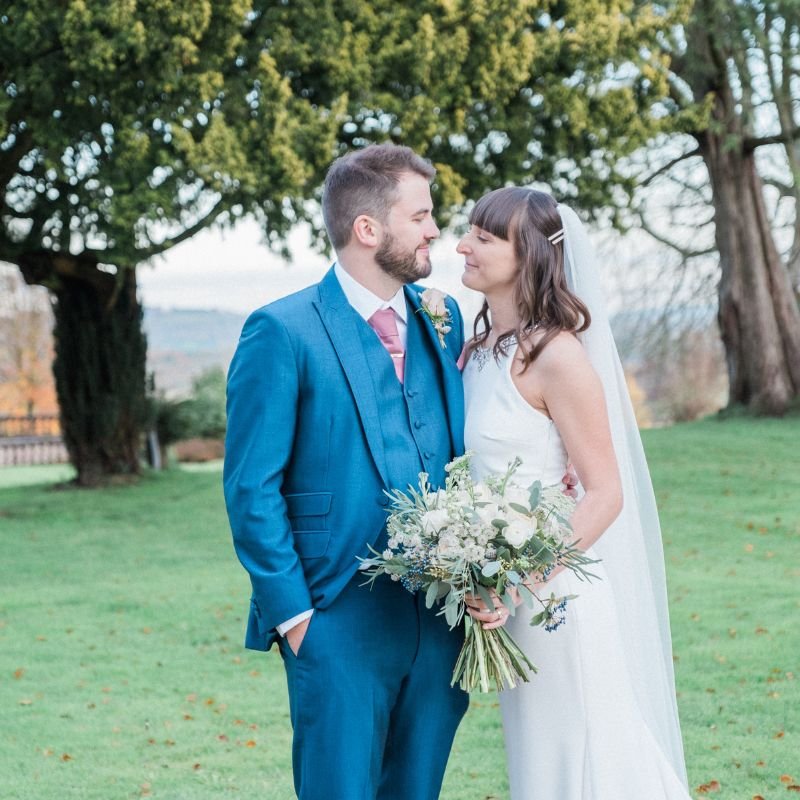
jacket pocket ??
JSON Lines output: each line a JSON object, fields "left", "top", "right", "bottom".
{"left": 293, "top": 530, "right": 331, "bottom": 559}
{"left": 285, "top": 492, "right": 332, "bottom": 518}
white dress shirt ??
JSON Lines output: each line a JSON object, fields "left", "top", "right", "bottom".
{"left": 276, "top": 264, "right": 408, "bottom": 637}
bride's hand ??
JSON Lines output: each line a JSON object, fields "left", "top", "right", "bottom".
{"left": 465, "top": 589, "right": 511, "bottom": 629}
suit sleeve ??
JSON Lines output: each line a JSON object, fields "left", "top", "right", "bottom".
{"left": 223, "top": 308, "right": 312, "bottom": 633}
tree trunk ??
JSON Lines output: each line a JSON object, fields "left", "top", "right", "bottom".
{"left": 699, "top": 138, "right": 800, "bottom": 414}
{"left": 50, "top": 268, "right": 148, "bottom": 486}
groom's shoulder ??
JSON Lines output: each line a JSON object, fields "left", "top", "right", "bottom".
{"left": 246, "top": 283, "right": 321, "bottom": 327}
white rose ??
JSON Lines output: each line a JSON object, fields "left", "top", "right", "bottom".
{"left": 421, "top": 288, "right": 448, "bottom": 317}
{"left": 421, "top": 508, "right": 450, "bottom": 536}
{"left": 504, "top": 518, "right": 534, "bottom": 548}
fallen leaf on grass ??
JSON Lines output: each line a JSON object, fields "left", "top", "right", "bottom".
{"left": 782, "top": 777, "right": 796, "bottom": 784}
{"left": 193, "top": 763, "right": 201, "bottom": 770}
{"left": 774, "top": 731, "right": 785, "bottom": 739}
{"left": 61, "top": 754, "right": 72, "bottom": 762}
{"left": 18, "top": 698, "right": 32, "bottom": 706}
{"left": 787, "top": 787, "right": 800, "bottom": 793}
{"left": 696, "top": 780, "right": 721, "bottom": 794}
{"left": 13, "top": 668, "right": 25, "bottom": 679}
{"left": 753, "top": 795, "right": 765, "bottom": 799}
{"left": 756, "top": 761, "right": 766, "bottom": 767}
{"left": 245, "top": 740, "right": 256, "bottom": 747}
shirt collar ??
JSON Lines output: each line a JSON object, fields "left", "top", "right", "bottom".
{"left": 333, "top": 262, "right": 408, "bottom": 323}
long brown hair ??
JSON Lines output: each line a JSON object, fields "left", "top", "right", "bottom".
{"left": 468, "top": 187, "right": 590, "bottom": 370}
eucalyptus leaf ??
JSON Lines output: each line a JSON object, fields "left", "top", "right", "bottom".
{"left": 444, "top": 599, "right": 459, "bottom": 628}
{"left": 425, "top": 580, "right": 440, "bottom": 609}
{"left": 476, "top": 584, "right": 496, "bottom": 615}
{"left": 481, "top": 561, "right": 501, "bottom": 578}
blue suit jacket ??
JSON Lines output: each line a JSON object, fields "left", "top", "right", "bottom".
{"left": 223, "top": 267, "right": 465, "bottom": 651}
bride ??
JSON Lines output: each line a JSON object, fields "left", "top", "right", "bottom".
{"left": 458, "top": 187, "right": 692, "bottom": 798}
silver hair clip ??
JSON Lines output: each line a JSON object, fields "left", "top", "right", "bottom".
{"left": 547, "top": 228, "right": 565, "bottom": 245}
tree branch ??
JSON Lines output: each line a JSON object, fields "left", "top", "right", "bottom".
{"left": 743, "top": 131, "right": 800, "bottom": 151}
{"left": 132, "top": 201, "right": 227, "bottom": 261}
{"left": 638, "top": 215, "right": 717, "bottom": 260}
{"left": 640, "top": 147, "right": 701, "bottom": 187}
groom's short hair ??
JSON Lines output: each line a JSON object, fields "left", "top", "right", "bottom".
{"left": 322, "top": 143, "right": 436, "bottom": 251}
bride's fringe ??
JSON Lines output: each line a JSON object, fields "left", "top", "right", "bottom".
{"left": 467, "top": 188, "right": 591, "bottom": 372}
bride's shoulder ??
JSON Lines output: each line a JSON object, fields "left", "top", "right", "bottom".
{"left": 524, "top": 329, "right": 588, "bottom": 369}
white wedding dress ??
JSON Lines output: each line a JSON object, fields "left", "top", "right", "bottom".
{"left": 463, "top": 343, "right": 692, "bottom": 800}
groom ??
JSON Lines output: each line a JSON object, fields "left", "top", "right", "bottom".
{"left": 223, "top": 144, "right": 469, "bottom": 799}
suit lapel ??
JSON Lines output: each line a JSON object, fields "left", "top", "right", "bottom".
{"left": 313, "top": 268, "right": 390, "bottom": 486}
{"left": 404, "top": 286, "right": 465, "bottom": 455}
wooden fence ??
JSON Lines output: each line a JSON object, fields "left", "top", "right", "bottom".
{"left": 0, "top": 414, "right": 68, "bottom": 467}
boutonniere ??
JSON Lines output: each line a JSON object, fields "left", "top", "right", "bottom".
{"left": 418, "top": 288, "right": 452, "bottom": 349}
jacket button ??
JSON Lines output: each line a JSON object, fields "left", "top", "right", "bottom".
{"left": 407, "top": 389, "right": 417, "bottom": 398}
{"left": 424, "top": 452, "right": 433, "bottom": 460}
{"left": 414, "top": 420, "right": 424, "bottom": 429}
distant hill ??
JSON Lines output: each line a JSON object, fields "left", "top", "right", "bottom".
{"left": 144, "top": 307, "right": 245, "bottom": 395}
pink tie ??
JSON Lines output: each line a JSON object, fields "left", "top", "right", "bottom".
{"left": 368, "top": 308, "right": 405, "bottom": 383}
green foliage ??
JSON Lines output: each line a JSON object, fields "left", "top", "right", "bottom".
{"left": 1, "top": 0, "right": 686, "bottom": 272}
{"left": 152, "top": 366, "right": 227, "bottom": 446}
{"left": 1, "top": 417, "right": 798, "bottom": 798}
{"left": 0, "top": 0, "right": 341, "bottom": 270}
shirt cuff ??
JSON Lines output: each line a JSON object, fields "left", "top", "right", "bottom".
{"left": 276, "top": 609, "right": 314, "bottom": 637}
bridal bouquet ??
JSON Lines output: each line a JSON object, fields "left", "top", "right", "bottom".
{"left": 359, "top": 453, "right": 597, "bottom": 693}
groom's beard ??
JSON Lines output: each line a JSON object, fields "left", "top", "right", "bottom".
{"left": 375, "top": 233, "right": 432, "bottom": 284}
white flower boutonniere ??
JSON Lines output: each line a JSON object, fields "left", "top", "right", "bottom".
{"left": 419, "top": 288, "right": 452, "bottom": 349}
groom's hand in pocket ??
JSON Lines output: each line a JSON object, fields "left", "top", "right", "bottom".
{"left": 286, "top": 616, "right": 312, "bottom": 656}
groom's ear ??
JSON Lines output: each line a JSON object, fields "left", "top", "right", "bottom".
{"left": 352, "top": 214, "right": 380, "bottom": 248}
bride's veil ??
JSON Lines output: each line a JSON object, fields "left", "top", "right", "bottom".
{"left": 558, "top": 204, "right": 689, "bottom": 782}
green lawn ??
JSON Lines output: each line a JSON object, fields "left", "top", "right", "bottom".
{"left": 1, "top": 417, "right": 798, "bottom": 799}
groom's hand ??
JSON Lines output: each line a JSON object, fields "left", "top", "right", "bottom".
{"left": 561, "top": 463, "right": 578, "bottom": 498}
{"left": 286, "top": 617, "right": 311, "bottom": 657}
